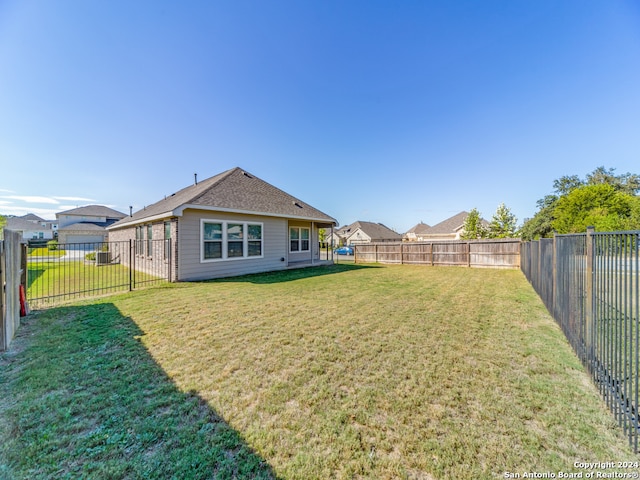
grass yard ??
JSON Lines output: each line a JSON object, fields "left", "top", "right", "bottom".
{"left": 27, "top": 259, "right": 162, "bottom": 307}
{"left": 2, "top": 264, "right": 638, "bottom": 479}
{"left": 27, "top": 247, "right": 65, "bottom": 258}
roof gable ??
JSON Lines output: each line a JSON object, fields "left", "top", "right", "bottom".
{"left": 109, "top": 167, "right": 337, "bottom": 229}
{"left": 57, "top": 205, "right": 126, "bottom": 219}
{"left": 422, "top": 211, "right": 489, "bottom": 235}
{"left": 405, "top": 222, "right": 431, "bottom": 235}
{"left": 339, "top": 221, "right": 401, "bottom": 241}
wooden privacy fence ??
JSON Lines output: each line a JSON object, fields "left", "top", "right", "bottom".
{"left": 1, "top": 230, "right": 26, "bottom": 351}
{"left": 353, "top": 239, "right": 521, "bottom": 268}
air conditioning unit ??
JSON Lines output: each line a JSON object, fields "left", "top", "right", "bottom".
{"left": 96, "top": 251, "right": 111, "bottom": 265}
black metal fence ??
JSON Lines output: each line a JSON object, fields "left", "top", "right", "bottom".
{"left": 27, "top": 239, "right": 171, "bottom": 308}
{"left": 522, "top": 229, "right": 640, "bottom": 451}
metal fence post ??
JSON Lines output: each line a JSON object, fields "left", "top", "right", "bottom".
{"left": 129, "top": 239, "right": 133, "bottom": 291}
{"left": 585, "top": 226, "right": 594, "bottom": 374}
{"left": 552, "top": 233, "right": 557, "bottom": 321}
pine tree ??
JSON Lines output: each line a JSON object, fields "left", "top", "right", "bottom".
{"left": 461, "top": 208, "right": 487, "bottom": 239}
{"left": 489, "top": 203, "right": 517, "bottom": 238}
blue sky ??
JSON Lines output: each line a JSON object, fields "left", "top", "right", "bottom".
{"left": 1, "top": 1, "right": 639, "bottom": 233}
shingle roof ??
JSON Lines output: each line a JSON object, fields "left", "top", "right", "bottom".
{"left": 21, "top": 214, "right": 45, "bottom": 222}
{"left": 58, "top": 222, "right": 108, "bottom": 232}
{"left": 6, "top": 217, "right": 52, "bottom": 231}
{"left": 424, "top": 211, "right": 471, "bottom": 235}
{"left": 109, "top": 167, "right": 337, "bottom": 229}
{"left": 338, "top": 221, "right": 401, "bottom": 241}
{"left": 405, "top": 222, "right": 431, "bottom": 235}
{"left": 57, "top": 205, "right": 126, "bottom": 219}
{"left": 421, "top": 211, "right": 489, "bottom": 235}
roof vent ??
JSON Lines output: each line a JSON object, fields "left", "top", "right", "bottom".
{"left": 242, "top": 171, "right": 252, "bottom": 178}
{"left": 194, "top": 173, "right": 198, "bottom": 185}
{"left": 293, "top": 201, "right": 303, "bottom": 208}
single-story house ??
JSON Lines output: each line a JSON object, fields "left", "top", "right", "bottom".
{"left": 340, "top": 221, "right": 402, "bottom": 245}
{"left": 403, "top": 222, "right": 431, "bottom": 242}
{"left": 413, "top": 211, "right": 489, "bottom": 241}
{"left": 5, "top": 215, "right": 56, "bottom": 242}
{"left": 56, "top": 205, "right": 126, "bottom": 244}
{"left": 107, "top": 167, "right": 338, "bottom": 281}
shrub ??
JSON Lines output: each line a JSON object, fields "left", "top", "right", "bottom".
{"left": 47, "top": 240, "right": 58, "bottom": 251}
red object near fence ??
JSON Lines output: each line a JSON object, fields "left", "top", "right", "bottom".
{"left": 19, "top": 284, "right": 27, "bottom": 317}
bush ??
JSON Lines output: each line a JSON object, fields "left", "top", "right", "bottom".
{"left": 47, "top": 240, "right": 58, "bottom": 251}
{"left": 85, "top": 252, "right": 96, "bottom": 261}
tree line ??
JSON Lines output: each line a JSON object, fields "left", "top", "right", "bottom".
{"left": 462, "top": 166, "right": 640, "bottom": 241}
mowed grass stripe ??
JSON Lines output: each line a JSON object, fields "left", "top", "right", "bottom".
{"left": 1, "top": 264, "right": 637, "bottom": 479}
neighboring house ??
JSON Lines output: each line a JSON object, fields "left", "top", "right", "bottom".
{"left": 334, "top": 221, "right": 402, "bottom": 245}
{"left": 5, "top": 215, "right": 55, "bottom": 242}
{"left": 414, "top": 211, "right": 489, "bottom": 241}
{"left": 107, "top": 167, "right": 337, "bottom": 281}
{"left": 403, "top": 222, "right": 431, "bottom": 242}
{"left": 56, "top": 205, "right": 126, "bottom": 244}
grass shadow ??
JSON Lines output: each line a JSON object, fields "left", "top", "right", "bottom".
{"left": 26, "top": 268, "right": 45, "bottom": 289}
{"left": 0, "top": 303, "right": 278, "bottom": 479}
{"left": 208, "top": 263, "right": 380, "bottom": 285}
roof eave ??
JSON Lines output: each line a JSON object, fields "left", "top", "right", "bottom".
{"left": 107, "top": 204, "right": 337, "bottom": 230}
{"left": 176, "top": 204, "right": 337, "bottom": 225}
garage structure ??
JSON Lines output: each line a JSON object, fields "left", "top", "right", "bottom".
{"left": 56, "top": 205, "right": 126, "bottom": 245}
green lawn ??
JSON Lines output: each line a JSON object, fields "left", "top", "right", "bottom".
{"left": 27, "top": 247, "right": 64, "bottom": 258}
{"left": 27, "top": 260, "right": 162, "bottom": 307}
{"left": 1, "top": 264, "right": 638, "bottom": 479}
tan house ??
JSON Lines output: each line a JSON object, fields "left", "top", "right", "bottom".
{"left": 403, "top": 222, "right": 431, "bottom": 242}
{"left": 409, "top": 211, "right": 489, "bottom": 242}
{"left": 333, "top": 221, "right": 401, "bottom": 245}
{"left": 107, "top": 167, "right": 337, "bottom": 281}
{"left": 5, "top": 214, "right": 56, "bottom": 242}
{"left": 56, "top": 205, "right": 126, "bottom": 245}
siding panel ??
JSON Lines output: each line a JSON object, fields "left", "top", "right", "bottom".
{"left": 178, "top": 210, "right": 287, "bottom": 281}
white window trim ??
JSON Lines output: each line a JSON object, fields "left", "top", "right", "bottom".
{"left": 289, "top": 226, "right": 311, "bottom": 253}
{"left": 200, "top": 219, "right": 264, "bottom": 263}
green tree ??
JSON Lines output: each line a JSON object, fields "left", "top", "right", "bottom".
{"left": 488, "top": 203, "right": 517, "bottom": 238}
{"left": 553, "top": 175, "right": 583, "bottom": 195}
{"left": 586, "top": 166, "right": 640, "bottom": 195}
{"left": 520, "top": 166, "right": 640, "bottom": 239}
{"left": 552, "top": 184, "right": 640, "bottom": 233}
{"left": 460, "top": 208, "right": 487, "bottom": 239}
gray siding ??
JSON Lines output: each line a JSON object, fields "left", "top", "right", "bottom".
{"left": 178, "top": 209, "right": 288, "bottom": 281}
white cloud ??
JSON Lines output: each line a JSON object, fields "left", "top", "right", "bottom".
{"left": 52, "top": 196, "right": 95, "bottom": 202}
{"left": 0, "top": 188, "right": 15, "bottom": 193}
{"left": 0, "top": 195, "right": 60, "bottom": 204}
{"left": 0, "top": 205, "right": 60, "bottom": 218}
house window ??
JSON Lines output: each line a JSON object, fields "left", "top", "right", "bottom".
{"left": 290, "top": 227, "right": 310, "bottom": 252}
{"left": 227, "top": 223, "right": 244, "bottom": 258}
{"left": 203, "top": 222, "right": 223, "bottom": 260}
{"left": 248, "top": 224, "right": 262, "bottom": 256}
{"left": 135, "top": 226, "right": 142, "bottom": 255}
{"left": 201, "top": 220, "right": 263, "bottom": 262}
{"left": 164, "top": 221, "right": 171, "bottom": 260}
{"left": 147, "top": 225, "right": 153, "bottom": 257}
